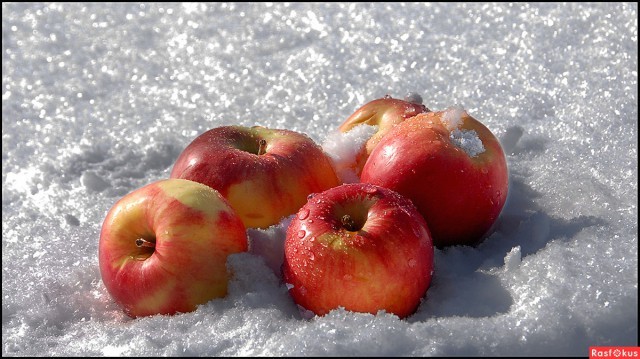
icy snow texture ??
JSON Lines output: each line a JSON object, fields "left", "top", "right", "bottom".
{"left": 2, "top": 2, "right": 638, "bottom": 356}
{"left": 441, "top": 105, "right": 487, "bottom": 156}
{"left": 441, "top": 105, "right": 466, "bottom": 131}
{"left": 321, "top": 124, "right": 378, "bottom": 183}
{"left": 450, "top": 128, "right": 485, "bottom": 157}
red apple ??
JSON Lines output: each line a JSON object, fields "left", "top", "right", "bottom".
{"left": 360, "top": 107, "right": 509, "bottom": 247}
{"left": 99, "top": 178, "right": 248, "bottom": 318}
{"left": 337, "top": 95, "right": 430, "bottom": 176}
{"left": 282, "top": 183, "right": 434, "bottom": 319}
{"left": 170, "top": 125, "right": 341, "bottom": 229}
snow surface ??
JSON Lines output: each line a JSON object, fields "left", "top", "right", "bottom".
{"left": 2, "top": 2, "right": 638, "bottom": 356}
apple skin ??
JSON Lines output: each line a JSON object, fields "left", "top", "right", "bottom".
{"left": 170, "top": 125, "right": 341, "bottom": 229}
{"left": 282, "top": 183, "right": 434, "bottom": 319}
{"left": 360, "top": 109, "right": 509, "bottom": 247}
{"left": 338, "top": 96, "right": 430, "bottom": 176}
{"left": 99, "top": 178, "right": 248, "bottom": 318}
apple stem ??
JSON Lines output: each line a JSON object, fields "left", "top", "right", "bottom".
{"left": 341, "top": 214, "right": 358, "bottom": 232}
{"left": 257, "top": 139, "right": 267, "bottom": 156}
{"left": 135, "top": 238, "right": 155, "bottom": 248}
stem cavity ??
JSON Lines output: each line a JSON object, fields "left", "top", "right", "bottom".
{"left": 341, "top": 214, "right": 358, "bottom": 232}
{"left": 257, "top": 139, "right": 267, "bottom": 156}
{"left": 135, "top": 238, "right": 155, "bottom": 248}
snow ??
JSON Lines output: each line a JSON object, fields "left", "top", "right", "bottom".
{"left": 450, "top": 128, "right": 485, "bottom": 157}
{"left": 441, "top": 105, "right": 466, "bottom": 131}
{"left": 2, "top": 2, "right": 637, "bottom": 356}
{"left": 321, "top": 124, "right": 378, "bottom": 183}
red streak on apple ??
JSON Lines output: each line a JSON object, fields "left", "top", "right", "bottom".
{"left": 99, "top": 179, "right": 247, "bottom": 317}
{"left": 282, "top": 183, "right": 434, "bottom": 319}
{"left": 360, "top": 111, "right": 509, "bottom": 247}
{"left": 338, "top": 96, "right": 430, "bottom": 176}
{"left": 170, "top": 126, "right": 340, "bottom": 229}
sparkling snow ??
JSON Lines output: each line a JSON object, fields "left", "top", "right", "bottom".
{"left": 2, "top": 3, "right": 637, "bottom": 356}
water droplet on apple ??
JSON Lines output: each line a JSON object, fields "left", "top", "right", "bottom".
{"left": 298, "top": 209, "right": 310, "bottom": 220}
{"left": 413, "top": 225, "right": 423, "bottom": 238}
{"left": 343, "top": 274, "right": 353, "bottom": 281}
{"left": 408, "top": 259, "right": 417, "bottom": 268}
{"left": 481, "top": 168, "right": 488, "bottom": 174}
{"left": 383, "top": 94, "right": 392, "bottom": 99}
{"left": 308, "top": 219, "right": 313, "bottom": 224}
{"left": 364, "top": 185, "right": 378, "bottom": 195}
{"left": 308, "top": 252, "right": 315, "bottom": 260}
{"left": 297, "top": 230, "right": 306, "bottom": 239}
{"left": 307, "top": 193, "right": 316, "bottom": 200}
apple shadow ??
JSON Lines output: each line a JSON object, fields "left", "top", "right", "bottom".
{"left": 409, "top": 165, "right": 608, "bottom": 321}
{"left": 409, "top": 270, "right": 513, "bottom": 321}
{"left": 478, "top": 171, "right": 608, "bottom": 268}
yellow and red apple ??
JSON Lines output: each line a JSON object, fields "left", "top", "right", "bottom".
{"left": 282, "top": 183, "right": 434, "bottom": 319}
{"left": 170, "top": 125, "right": 341, "bottom": 229}
{"left": 337, "top": 96, "right": 430, "bottom": 176}
{"left": 360, "top": 107, "right": 509, "bottom": 247}
{"left": 99, "top": 178, "right": 248, "bottom": 318}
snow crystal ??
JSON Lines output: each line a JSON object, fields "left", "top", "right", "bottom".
{"left": 440, "top": 105, "right": 467, "bottom": 131}
{"left": 321, "top": 125, "right": 378, "bottom": 183}
{"left": 503, "top": 246, "right": 522, "bottom": 272}
{"left": 450, "top": 128, "right": 486, "bottom": 157}
{"left": 247, "top": 215, "right": 293, "bottom": 278}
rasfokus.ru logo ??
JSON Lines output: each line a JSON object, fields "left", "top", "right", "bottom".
{"left": 590, "top": 347, "right": 640, "bottom": 359}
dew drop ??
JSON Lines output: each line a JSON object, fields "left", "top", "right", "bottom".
{"left": 308, "top": 252, "right": 315, "bottom": 260}
{"left": 298, "top": 208, "right": 310, "bottom": 220}
{"left": 412, "top": 225, "right": 423, "bottom": 238}
{"left": 307, "top": 193, "right": 316, "bottom": 200}
{"left": 343, "top": 274, "right": 353, "bottom": 281}
{"left": 297, "top": 230, "right": 306, "bottom": 239}
{"left": 308, "top": 219, "right": 314, "bottom": 224}
{"left": 364, "top": 185, "right": 378, "bottom": 195}
{"left": 408, "top": 259, "right": 417, "bottom": 268}
{"left": 383, "top": 94, "right": 392, "bottom": 99}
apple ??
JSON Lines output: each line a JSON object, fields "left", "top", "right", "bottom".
{"left": 337, "top": 95, "right": 430, "bottom": 176}
{"left": 99, "top": 178, "right": 248, "bottom": 318}
{"left": 170, "top": 125, "right": 341, "bottom": 229}
{"left": 360, "top": 107, "right": 509, "bottom": 247}
{"left": 282, "top": 183, "right": 434, "bottom": 319}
